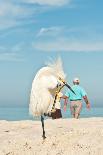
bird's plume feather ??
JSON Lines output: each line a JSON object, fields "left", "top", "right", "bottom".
{"left": 29, "top": 57, "right": 66, "bottom": 116}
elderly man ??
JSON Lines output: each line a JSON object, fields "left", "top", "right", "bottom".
{"left": 62, "top": 78, "right": 90, "bottom": 119}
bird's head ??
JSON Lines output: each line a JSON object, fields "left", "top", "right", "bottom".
{"left": 43, "top": 57, "right": 75, "bottom": 94}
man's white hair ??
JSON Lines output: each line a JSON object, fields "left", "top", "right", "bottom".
{"left": 73, "top": 77, "right": 80, "bottom": 83}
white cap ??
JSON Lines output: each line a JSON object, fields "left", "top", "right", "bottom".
{"left": 73, "top": 77, "right": 80, "bottom": 83}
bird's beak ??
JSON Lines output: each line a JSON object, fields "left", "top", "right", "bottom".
{"left": 64, "top": 83, "right": 76, "bottom": 95}
{"left": 59, "top": 77, "right": 76, "bottom": 95}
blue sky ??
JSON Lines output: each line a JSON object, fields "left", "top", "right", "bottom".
{"left": 0, "top": 0, "right": 103, "bottom": 107}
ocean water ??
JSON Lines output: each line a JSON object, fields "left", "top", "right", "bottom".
{"left": 0, "top": 106, "right": 103, "bottom": 121}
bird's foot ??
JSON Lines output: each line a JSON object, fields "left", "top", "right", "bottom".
{"left": 44, "top": 113, "right": 52, "bottom": 117}
{"left": 42, "top": 135, "right": 46, "bottom": 140}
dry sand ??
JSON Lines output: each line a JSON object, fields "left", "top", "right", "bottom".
{"left": 0, "top": 118, "right": 103, "bottom": 155}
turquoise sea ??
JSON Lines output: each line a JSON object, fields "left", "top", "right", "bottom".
{"left": 0, "top": 106, "right": 103, "bottom": 121}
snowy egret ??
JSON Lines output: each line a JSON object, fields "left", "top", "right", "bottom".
{"left": 29, "top": 58, "right": 75, "bottom": 139}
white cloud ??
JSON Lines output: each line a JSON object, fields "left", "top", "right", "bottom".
{"left": 22, "top": 0, "right": 71, "bottom": 6}
{"left": 0, "top": 1, "right": 21, "bottom": 17}
{"left": 0, "top": 1, "right": 35, "bottom": 30}
{"left": 34, "top": 26, "right": 103, "bottom": 52}
{"left": 0, "top": 1, "right": 31, "bottom": 19}
{"left": 11, "top": 43, "right": 26, "bottom": 53}
{"left": 0, "top": 19, "right": 19, "bottom": 30}
{"left": 0, "top": 52, "right": 24, "bottom": 62}
{"left": 37, "top": 26, "right": 64, "bottom": 37}
{"left": 32, "top": 38, "right": 103, "bottom": 52}
{"left": 0, "top": 46, "right": 6, "bottom": 51}
{"left": 0, "top": 43, "right": 25, "bottom": 62}
{"left": 0, "top": 0, "right": 72, "bottom": 30}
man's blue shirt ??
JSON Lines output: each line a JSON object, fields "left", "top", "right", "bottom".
{"left": 65, "top": 85, "right": 87, "bottom": 101}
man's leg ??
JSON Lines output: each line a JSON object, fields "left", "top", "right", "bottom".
{"left": 73, "top": 113, "right": 75, "bottom": 118}
{"left": 70, "top": 102, "right": 75, "bottom": 118}
{"left": 75, "top": 113, "right": 80, "bottom": 119}
{"left": 74, "top": 101, "right": 82, "bottom": 119}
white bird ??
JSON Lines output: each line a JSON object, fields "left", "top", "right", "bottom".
{"left": 29, "top": 58, "right": 75, "bottom": 139}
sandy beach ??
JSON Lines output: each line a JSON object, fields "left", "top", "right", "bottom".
{"left": 0, "top": 118, "right": 103, "bottom": 155}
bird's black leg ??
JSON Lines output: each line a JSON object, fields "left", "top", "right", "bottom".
{"left": 41, "top": 115, "right": 46, "bottom": 139}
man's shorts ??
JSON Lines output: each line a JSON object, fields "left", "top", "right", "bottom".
{"left": 70, "top": 100, "right": 82, "bottom": 115}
